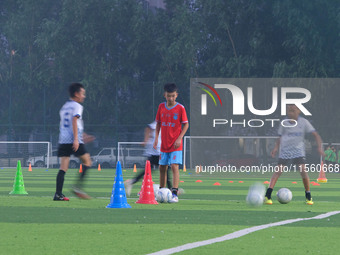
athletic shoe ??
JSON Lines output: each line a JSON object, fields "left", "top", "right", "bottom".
{"left": 53, "top": 193, "right": 70, "bottom": 201}
{"left": 306, "top": 199, "right": 314, "bottom": 205}
{"left": 264, "top": 197, "right": 273, "bottom": 205}
{"left": 72, "top": 187, "right": 91, "bottom": 199}
{"left": 169, "top": 194, "right": 179, "bottom": 203}
{"left": 124, "top": 179, "right": 133, "bottom": 196}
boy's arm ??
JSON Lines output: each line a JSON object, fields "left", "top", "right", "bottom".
{"left": 312, "top": 131, "right": 325, "bottom": 157}
{"left": 174, "top": 122, "right": 189, "bottom": 149}
{"left": 153, "top": 122, "right": 161, "bottom": 149}
{"left": 143, "top": 126, "right": 152, "bottom": 147}
{"left": 271, "top": 137, "right": 281, "bottom": 158}
{"left": 83, "top": 132, "right": 95, "bottom": 144}
{"left": 72, "top": 116, "right": 79, "bottom": 151}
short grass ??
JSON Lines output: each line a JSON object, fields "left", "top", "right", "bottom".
{"left": 1, "top": 165, "right": 340, "bottom": 255}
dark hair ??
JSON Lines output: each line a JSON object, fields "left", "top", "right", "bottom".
{"left": 164, "top": 83, "right": 177, "bottom": 93}
{"left": 69, "top": 83, "right": 84, "bottom": 98}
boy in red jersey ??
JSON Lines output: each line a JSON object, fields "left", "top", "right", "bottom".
{"left": 153, "top": 83, "right": 189, "bottom": 203}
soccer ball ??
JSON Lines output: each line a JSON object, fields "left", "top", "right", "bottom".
{"left": 276, "top": 188, "right": 292, "bottom": 204}
{"left": 156, "top": 188, "right": 172, "bottom": 203}
{"left": 246, "top": 183, "right": 265, "bottom": 207}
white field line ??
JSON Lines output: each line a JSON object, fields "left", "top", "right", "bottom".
{"left": 148, "top": 211, "right": 340, "bottom": 255}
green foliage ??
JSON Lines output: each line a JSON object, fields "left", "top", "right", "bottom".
{"left": 0, "top": 0, "right": 339, "bottom": 138}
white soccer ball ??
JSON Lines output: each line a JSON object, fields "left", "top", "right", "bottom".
{"left": 246, "top": 183, "right": 265, "bottom": 207}
{"left": 156, "top": 188, "right": 172, "bottom": 203}
{"left": 276, "top": 188, "right": 293, "bottom": 204}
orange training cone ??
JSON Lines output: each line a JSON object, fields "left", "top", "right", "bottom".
{"left": 136, "top": 160, "right": 158, "bottom": 204}
{"left": 183, "top": 165, "right": 186, "bottom": 172}
{"left": 98, "top": 164, "right": 101, "bottom": 171}
{"left": 317, "top": 161, "right": 327, "bottom": 183}
{"left": 28, "top": 163, "right": 32, "bottom": 172}
{"left": 79, "top": 164, "right": 83, "bottom": 173}
{"left": 133, "top": 164, "right": 137, "bottom": 173}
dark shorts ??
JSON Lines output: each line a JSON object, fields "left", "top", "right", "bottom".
{"left": 148, "top": 155, "right": 160, "bottom": 167}
{"left": 58, "top": 144, "right": 87, "bottom": 157}
{"left": 278, "top": 157, "right": 305, "bottom": 165}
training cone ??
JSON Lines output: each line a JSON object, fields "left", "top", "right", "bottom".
{"left": 183, "top": 165, "right": 186, "bottom": 172}
{"left": 9, "top": 161, "right": 28, "bottom": 195}
{"left": 317, "top": 161, "right": 327, "bottom": 183}
{"left": 98, "top": 164, "right": 101, "bottom": 171}
{"left": 28, "top": 163, "right": 32, "bottom": 172}
{"left": 133, "top": 164, "right": 137, "bottom": 173}
{"left": 106, "top": 161, "right": 131, "bottom": 209}
{"left": 136, "top": 160, "right": 158, "bottom": 204}
{"left": 79, "top": 164, "right": 82, "bottom": 173}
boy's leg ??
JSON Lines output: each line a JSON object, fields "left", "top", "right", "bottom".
{"left": 160, "top": 165, "right": 168, "bottom": 188}
{"left": 166, "top": 169, "right": 172, "bottom": 189}
{"left": 54, "top": 157, "right": 70, "bottom": 201}
{"left": 170, "top": 163, "right": 179, "bottom": 195}
{"left": 159, "top": 152, "right": 169, "bottom": 188}
{"left": 168, "top": 151, "right": 182, "bottom": 203}
{"left": 125, "top": 170, "right": 145, "bottom": 196}
{"left": 299, "top": 164, "right": 313, "bottom": 204}
{"left": 265, "top": 165, "right": 284, "bottom": 203}
{"left": 73, "top": 153, "right": 92, "bottom": 199}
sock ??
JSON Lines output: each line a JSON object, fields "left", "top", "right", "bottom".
{"left": 171, "top": 188, "right": 178, "bottom": 196}
{"left": 56, "top": 170, "right": 66, "bottom": 195}
{"left": 78, "top": 165, "right": 89, "bottom": 187}
{"left": 265, "top": 188, "right": 273, "bottom": 199}
{"left": 305, "top": 191, "right": 311, "bottom": 200}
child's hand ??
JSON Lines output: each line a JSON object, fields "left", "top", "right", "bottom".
{"left": 73, "top": 140, "right": 79, "bottom": 152}
{"left": 83, "top": 133, "right": 95, "bottom": 144}
{"left": 153, "top": 140, "right": 158, "bottom": 149}
{"left": 318, "top": 147, "right": 325, "bottom": 157}
{"left": 271, "top": 147, "right": 278, "bottom": 158}
{"left": 174, "top": 138, "right": 181, "bottom": 149}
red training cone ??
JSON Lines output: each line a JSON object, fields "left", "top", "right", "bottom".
{"left": 135, "top": 161, "right": 158, "bottom": 204}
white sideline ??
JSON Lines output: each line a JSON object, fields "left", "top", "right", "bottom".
{"left": 148, "top": 211, "right": 340, "bottom": 255}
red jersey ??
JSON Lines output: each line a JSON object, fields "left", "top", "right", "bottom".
{"left": 155, "top": 102, "right": 188, "bottom": 152}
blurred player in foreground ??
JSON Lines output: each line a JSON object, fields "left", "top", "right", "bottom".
{"left": 53, "top": 83, "right": 95, "bottom": 201}
{"left": 124, "top": 121, "right": 172, "bottom": 196}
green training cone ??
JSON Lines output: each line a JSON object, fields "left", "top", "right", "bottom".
{"left": 9, "top": 160, "right": 28, "bottom": 195}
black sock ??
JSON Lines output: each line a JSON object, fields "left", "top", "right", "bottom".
{"left": 305, "top": 191, "right": 311, "bottom": 200}
{"left": 56, "top": 170, "right": 66, "bottom": 195}
{"left": 265, "top": 188, "right": 273, "bottom": 199}
{"left": 78, "top": 165, "right": 89, "bottom": 187}
{"left": 171, "top": 188, "right": 178, "bottom": 196}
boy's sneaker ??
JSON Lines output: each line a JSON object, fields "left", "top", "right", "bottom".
{"left": 53, "top": 193, "right": 69, "bottom": 201}
{"left": 169, "top": 194, "right": 179, "bottom": 203}
{"left": 264, "top": 197, "right": 273, "bottom": 205}
{"left": 124, "top": 179, "right": 133, "bottom": 196}
{"left": 72, "top": 187, "right": 91, "bottom": 199}
{"left": 306, "top": 199, "right": 314, "bottom": 205}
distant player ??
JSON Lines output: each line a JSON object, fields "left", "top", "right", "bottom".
{"left": 324, "top": 144, "right": 333, "bottom": 166}
{"left": 124, "top": 121, "right": 172, "bottom": 196}
{"left": 53, "top": 83, "right": 95, "bottom": 201}
{"left": 154, "top": 83, "right": 189, "bottom": 203}
{"left": 264, "top": 104, "right": 324, "bottom": 205}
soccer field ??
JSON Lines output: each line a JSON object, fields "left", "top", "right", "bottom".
{"left": 1, "top": 166, "right": 340, "bottom": 255}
